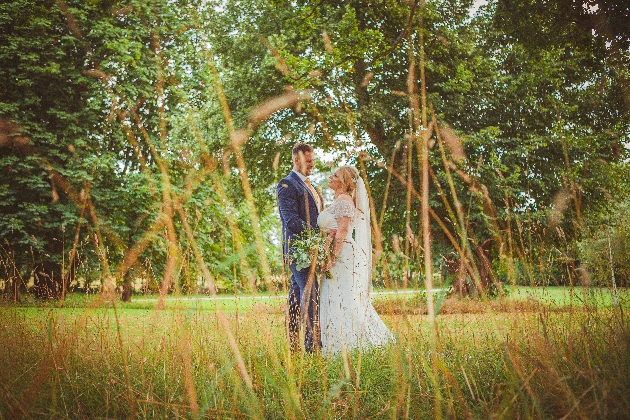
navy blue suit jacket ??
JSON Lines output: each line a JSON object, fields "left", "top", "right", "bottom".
{"left": 277, "top": 171, "right": 320, "bottom": 261}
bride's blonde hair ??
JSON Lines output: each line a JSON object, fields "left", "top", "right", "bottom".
{"left": 336, "top": 166, "right": 360, "bottom": 196}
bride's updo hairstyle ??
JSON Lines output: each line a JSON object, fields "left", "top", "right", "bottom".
{"left": 337, "top": 166, "right": 360, "bottom": 196}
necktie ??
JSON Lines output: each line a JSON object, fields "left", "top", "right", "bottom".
{"left": 304, "top": 178, "right": 321, "bottom": 211}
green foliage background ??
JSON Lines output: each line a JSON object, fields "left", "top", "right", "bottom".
{"left": 0, "top": 0, "right": 629, "bottom": 297}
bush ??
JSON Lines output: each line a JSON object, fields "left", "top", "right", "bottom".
{"left": 579, "top": 203, "right": 630, "bottom": 287}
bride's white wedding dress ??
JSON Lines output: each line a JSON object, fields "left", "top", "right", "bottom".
{"left": 317, "top": 179, "right": 394, "bottom": 356}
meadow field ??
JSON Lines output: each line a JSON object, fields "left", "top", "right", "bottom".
{"left": 1, "top": 286, "right": 629, "bottom": 419}
{"left": 2, "top": 1, "right": 629, "bottom": 419}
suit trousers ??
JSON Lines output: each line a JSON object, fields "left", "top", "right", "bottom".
{"left": 287, "top": 263, "right": 320, "bottom": 353}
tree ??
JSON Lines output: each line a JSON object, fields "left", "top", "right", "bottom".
{"left": 2, "top": 0, "right": 628, "bottom": 300}
{"left": 0, "top": 0, "right": 109, "bottom": 298}
{"left": 204, "top": 0, "right": 630, "bottom": 293}
{"left": 1, "top": 0, "right": 310, "bottom": 300}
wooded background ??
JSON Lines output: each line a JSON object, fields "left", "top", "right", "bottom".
{"left": 1, "top": 0, "right": 629, "bottom": 301}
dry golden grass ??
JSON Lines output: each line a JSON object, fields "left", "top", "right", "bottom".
{"left": 0, "top": 294, "right": 628, "bottom": 419}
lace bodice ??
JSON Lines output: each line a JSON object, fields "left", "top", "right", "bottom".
{"left": 317, "top": 199, "right": 355, "bottom": 234}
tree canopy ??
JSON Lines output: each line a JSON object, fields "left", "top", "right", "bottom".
{"left": 1, "top": 0, "right": 628, "bottom": 299}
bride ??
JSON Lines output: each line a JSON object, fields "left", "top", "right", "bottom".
{"left": 318, "top": 165, "right": 395, "bottom": 356}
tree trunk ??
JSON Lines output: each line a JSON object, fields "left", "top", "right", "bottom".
{"left": 452, "top": 238, "right": 495, "bottom": 296}
{"left": 121, "top": 279, "right": 132, "bottom": 302}
{"left": 11, "top": 276, "right": 20, "bottom": 303}
{"left": 474, "top": 238, "right": 495, "bottom": 291}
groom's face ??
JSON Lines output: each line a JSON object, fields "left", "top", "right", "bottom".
{"left": 294, "top": 151, "right": 315, "bottom": 176}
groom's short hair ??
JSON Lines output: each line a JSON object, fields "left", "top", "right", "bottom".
{"left": 292, "top": 143, "right": 313, "bottom": 158}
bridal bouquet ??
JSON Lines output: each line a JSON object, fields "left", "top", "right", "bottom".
{"left": 290, "top": 229, "right": 332, "bottom": 272}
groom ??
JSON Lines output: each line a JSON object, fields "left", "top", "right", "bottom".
{"left": 277, "top": 143, "right": 323, "bottom": 353}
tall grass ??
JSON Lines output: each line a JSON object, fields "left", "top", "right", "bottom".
{"left": 1, "top": 291, "right": 629, "bottom": 419}
{"left": 2, "top": 3, "right": 629, "bottom": 420}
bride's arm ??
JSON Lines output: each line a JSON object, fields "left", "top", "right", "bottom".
{"left": 324, "top": 216, "right": 350, "bottom": 270}
{"left": 323, "top": 229, "right": 336, "bottom": 250}
{"left": 320, "top": 229, "right": 335, "bottom": 272}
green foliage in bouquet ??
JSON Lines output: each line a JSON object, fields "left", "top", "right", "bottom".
{"left": 289, "top": 229, "right": 332, "bottom": 272}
